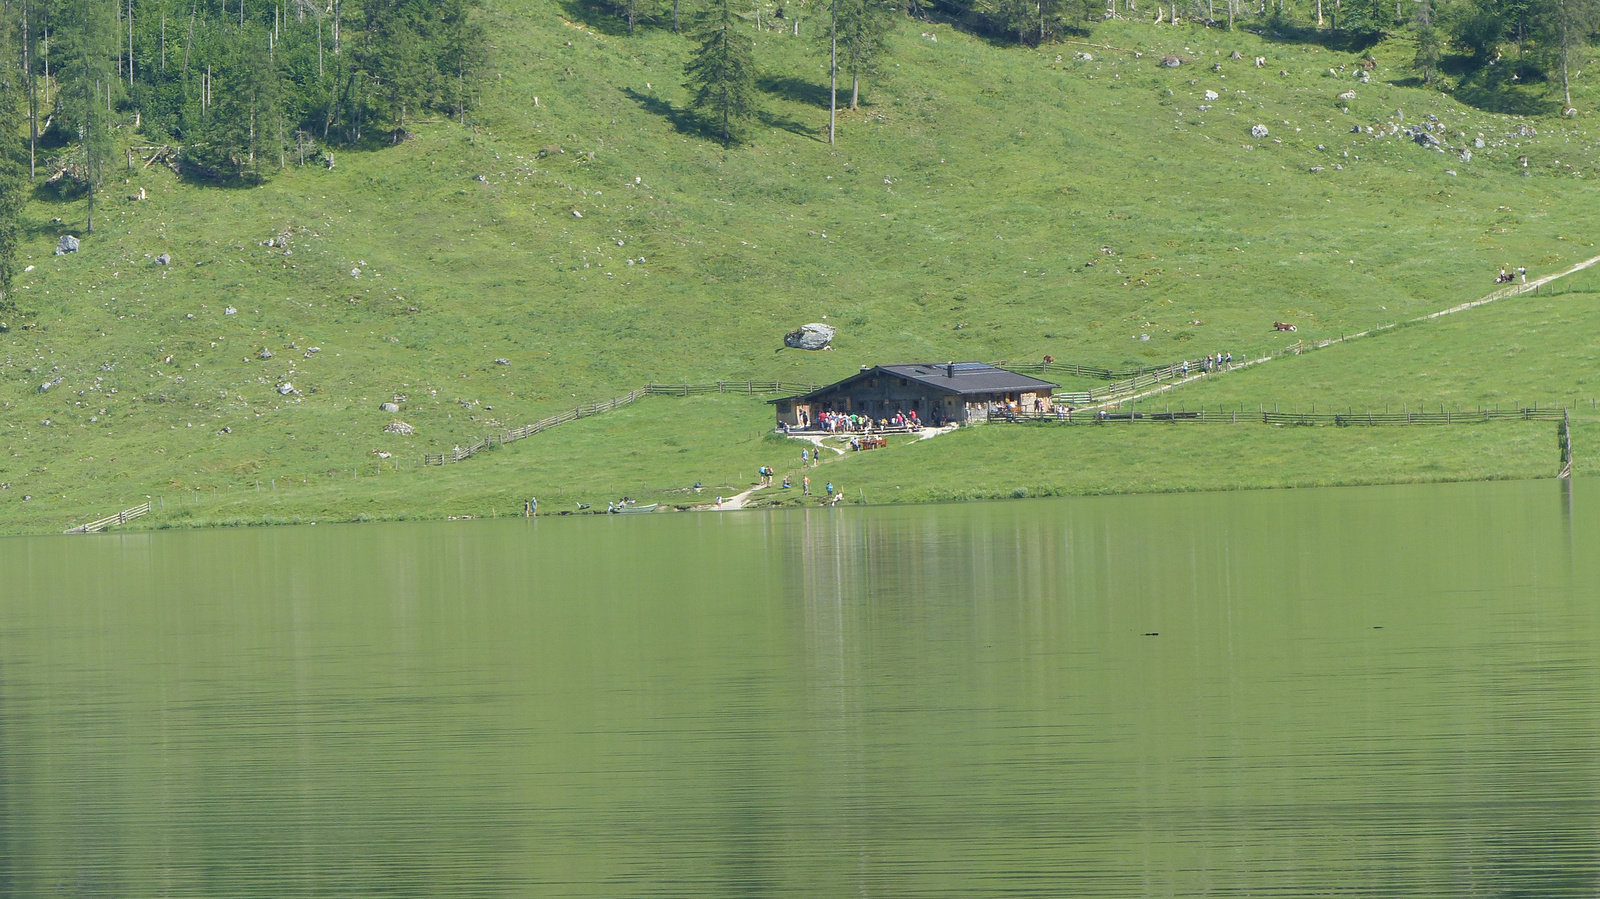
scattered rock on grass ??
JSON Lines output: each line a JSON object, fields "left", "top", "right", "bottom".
{"left": 1250, "top": 124, "right": 1269, "bottom": 139}
{"left": 55, "top": 235, "right": 79, "bottom": 255}
{"left": 784, "top": 322, "right": 837, "bottom": 350}
{"left": 384, "top": 421, "right": 415, "bottom": 436}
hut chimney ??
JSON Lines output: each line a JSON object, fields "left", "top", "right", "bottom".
{"left": 946, "top": 362, "right": 955, "bottom": 377}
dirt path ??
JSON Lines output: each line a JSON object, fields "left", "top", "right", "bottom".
{"left": 700, "top": 426, "right": 959, "bottom": 511}
{"left": 1103, "top": 251, "right": 1600, "bottom": 409}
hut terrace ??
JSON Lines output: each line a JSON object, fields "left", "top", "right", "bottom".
{"left": 771, "top": 363, "right": 1059, "bottom": 429}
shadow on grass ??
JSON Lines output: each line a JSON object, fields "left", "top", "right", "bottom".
{"left": 758, "top": 75, "right": 831, "bottom": 109}
{"left": 556, "top": 0, "right": 634, "bottom": 36}
{"left": 758, "top": 107, "right": 824, "bottom": 140}
{"left": 1452, "top": 78, "right": 1560, "bottom": 117}
{"left": 621, "top": 87, "right": 712, "bottom": 139}
{"left": 1250, "top": 22, "right": 1383, "bottom": 54}
{"left": 1430, "top": 53, "right": 1560, "bottom": 116}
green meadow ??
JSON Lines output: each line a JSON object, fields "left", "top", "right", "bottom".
{"left": 5, "top": 0, "right": 1600, "bottom": 533}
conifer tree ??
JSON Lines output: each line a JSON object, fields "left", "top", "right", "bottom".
{"left": 835, "top": 0, "right": 893, "bottom": 108}
{"left": 1413, "top": 0, "right": 1442, "bottom": 83}
{"left": 55, "top": 0, "right": 119, "bottom": 232}
{"left": 0, "top": 7, "right": 25, "bottom": 313}
{"left": 684, "top": 0, "right": 759, "bottom": 146}
{"left": 1539, "top": 0, "right": 1599, "bottom": 107}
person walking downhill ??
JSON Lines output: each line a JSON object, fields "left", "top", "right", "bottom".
{"left": 803, "top": 475, "right": 810, "bottom": 496}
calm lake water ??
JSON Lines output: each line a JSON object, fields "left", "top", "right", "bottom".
{"left": 1, "top": 479, "right": 1596, "bottom": 897}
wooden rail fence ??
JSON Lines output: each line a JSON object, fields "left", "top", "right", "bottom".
{"left": 423, "top": 381, "right": 815, "bottom": 465}
{"left": 995, "top": 406, "right": 1569, "bottom": 426}
{"left": 64, "top": 501, "right": 152, "bottom": 534}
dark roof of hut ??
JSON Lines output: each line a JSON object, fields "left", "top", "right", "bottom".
{"left": 772, "top": 363, "right": 1057, "bottom": 403}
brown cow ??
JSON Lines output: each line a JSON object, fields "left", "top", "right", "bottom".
{"left": 1273, "top": 322, "right": 1297, "bottom": 331}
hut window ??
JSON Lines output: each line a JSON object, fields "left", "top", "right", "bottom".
{"left": 778, "top": 402, "right": 792, "bottom": 414}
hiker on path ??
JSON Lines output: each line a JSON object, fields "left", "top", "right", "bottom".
{"left": 803, "top": 476, "right": 810, "bottom": 496}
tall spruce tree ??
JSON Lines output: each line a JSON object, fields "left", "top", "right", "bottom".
{"left": 437, "top": 0, "right": 486, "bottom": 125}
{"left": 1539, "top": 0, "right": 1599, "bottom": 106}
{"left": 1413, "top": 0, "right": 1442, "bottom": 83}
{"left": 55, "top": 0, "right": 120, "bottom": 232}
{"left": 684, "top": 0, "right": 758, "bottom": 146}
{"left": 0, "top": 6, "right": 25, "bottom": 314}
{"left": 835, "top": 0, "right": 892, "bottom": 108}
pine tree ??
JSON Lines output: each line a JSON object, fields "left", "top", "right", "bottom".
{"left": 1539, "top": 0, "right": 1599, "bottom": 107}
{"left": 437, "top": 0, "right": 486, "bottom": 125}
{"left": 54, "top": 0, "right": 120, "bottom": 232}
{"left": 836, "top": 0, "right": 892, "bottom": 108}
{"left": 684, "top": 0, "right": 759, "bottom": 146}
{"left": 0, "top": 7, "right": 25, "bottom": 313}
{"left": 1413, "top": 0, "right": 1442, "bottom": 83}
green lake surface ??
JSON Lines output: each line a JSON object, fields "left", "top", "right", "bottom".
{"left": 1, "top": 479, "right": 1596, "bottom": 897}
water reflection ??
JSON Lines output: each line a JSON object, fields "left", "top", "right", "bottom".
{"left": 0, "top": 479, "right": 1595, "bottom": 897}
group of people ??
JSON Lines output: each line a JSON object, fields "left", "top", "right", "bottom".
{"left": 812, "top": 409, "right": 922, "bottom": 433}
{"left": 1179, "top": 353, "right": 1233, "bottom": 377}
{"left": 1496, "top": 266, "right": 1527, "bottom": 284}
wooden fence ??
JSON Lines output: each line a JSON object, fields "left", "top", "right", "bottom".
{"left": 64, "top": 501, "right": 152, "bottom": 534}
{"left": 994, "top": 406, "right": 1569, "bottom": 426}
{"left": 423, "top": 381, "right": 815, "bottom": 465}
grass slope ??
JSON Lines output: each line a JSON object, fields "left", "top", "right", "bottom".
{"left": 4, "top": 2, "right": 1600, "bottom": 532}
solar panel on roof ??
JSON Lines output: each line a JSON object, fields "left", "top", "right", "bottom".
{"left": 951, "top": 362, "right": 992, "bottom": 372}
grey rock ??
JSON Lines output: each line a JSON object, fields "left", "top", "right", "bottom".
{"left": 154, "top": 253, "right": 171, "bottom": 265}
{"left": 258, "top": 349, "right": 274, "bottom": 360}
{"left": 493, "top": 358, "right": 511, "bottom": 365}
{"left": 55, "top": 235, "right": 79, "bottom": 255}
{"left": 380, "top": 402, "right": 400, "bottom": 413}
{"left": 1458, "top": 149, "right": 1472, "bottom": 162}
{"left": 1474, "top": 138, "right": 1485, "bottom": 148}
{"left": 1161, "top": 55, "right": 1182, "bottom": 68}
{"left": 784, "top": 322, "right": 837, "bottom": 350}
{"left": 277, "top": 382, "right": 296, "bottom": 396}
{"left": 1250, "top": 124, "right": 1270, "bottom": 139}
{"left": 383, "top": 421, "right": 415, "bottom": 436}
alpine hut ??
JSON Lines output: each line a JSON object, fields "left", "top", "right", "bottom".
{"left": 771, "top": 362, "right": 1058, "bottom": 429}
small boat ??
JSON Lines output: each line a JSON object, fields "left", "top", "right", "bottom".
{"left": 610, "top": 503, "right": 658, "bottom": 514}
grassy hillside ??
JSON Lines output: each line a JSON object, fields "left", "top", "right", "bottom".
{"left": 4, "top": 1, "right": 1600, "bottom": 533}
